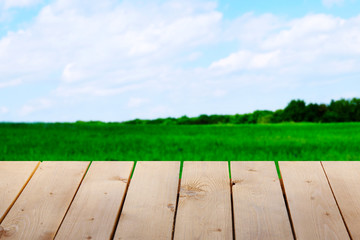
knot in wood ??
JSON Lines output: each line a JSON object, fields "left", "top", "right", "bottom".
{"left": 180, "top": 184, "right": 205, "bottom": 199}
{"left": 167, "top": 204, "right": 175, "bottom": 212}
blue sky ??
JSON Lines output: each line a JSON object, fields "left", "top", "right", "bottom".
{"left": 1, "top": 0, "right": 360, "bottom": 122}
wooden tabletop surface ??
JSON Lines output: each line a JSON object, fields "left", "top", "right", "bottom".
{"left": 0, "top": 160, "right": 358, "bottom": 240}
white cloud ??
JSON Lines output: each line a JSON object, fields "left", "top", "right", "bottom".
{"left": 0, "top": 0, "right": 42, "bottom": 9}
{"left": 261, "top": 14, "right": 344, "bottom": 50}
{"left": 0, "top": 106, "right": 8, "bottom": 114}
{"left": 210, "top": 50, "right": 280, "bottom": 73}
{"left": 216, "top": 13, "right": 360, "bottom": 77}
{"left": 187, "top": 52, "right": 202, "bottom": 61}
{"left": 213, "top": 89, "right": 227, "bottom": 97}
{"left": 61, "top": 63, "right": 85, "bottom": 83}
{"left": 0, "top": 0, "right": 222, "bottom": 98}
{"left": 127, "top": 97, "right": 149, "bottom": 108}
{"left": 19, "top": 98, "right": 52, "bottom": 116}
{"left": 0, "top": 79, "right": 22, "bottom": 88}
{"left": 322, "top": 0, "right": 345, "bottom": 7}
{"left": 224, "top": 13, "right": 281, "bottom": 44}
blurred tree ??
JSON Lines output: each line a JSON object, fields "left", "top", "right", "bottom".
{"left": 121, "top": 98, "right": 360, "bottom": 125}
{"left": 350, "top": 98, "right": 360, "bottom": 121}
{"left": 328, "top": 99, "right": 351, "bottom": 122}
{"left": 271, "top": 109, "right": 284, "bottom": 123}
{"left": 197, "top": 114, "right": 211, "bottom": 124}
{"left": 283, "top": 100, "right": 306, "bottom": 122}
{"left": 304, "top": 103, "right": 327, "bottom": 122}
{"left": 247, "top": 110, "right": 273, "bottom": 124}
{"left": 177, "top": 115, "right": 190, "bottom": 125}
{"left": 322, "top": 111, "right": 340, "bottom": 123}
{"left": 208, "top": 115, "right": 231, "bottom": 124}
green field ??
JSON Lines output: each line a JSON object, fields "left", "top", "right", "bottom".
{"left": 0, "top": 122, "right": 359, "bottom": 161}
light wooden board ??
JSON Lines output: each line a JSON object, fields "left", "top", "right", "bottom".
{"left": 55, "top": 161, "right": 134, "bottom": 240}
{"left": 0, "top": 161, "right": 39, "bottom": 223}
{"left": 231, "top": 161, "right": 293, "bottom": 240}
{"left": 322, "top": 161, "right": 360, "bottom": 239}
{"left": 173, "top": 161, "right": 232, "bottom": 240}
{"left": 113, "top": 161, "right": 180, "bottom": 240}
{"left": 0, "top": 161, "right": 89, "bottom": 240}
{"left": 279, "top": 161, "right": 350, "bottom": 240}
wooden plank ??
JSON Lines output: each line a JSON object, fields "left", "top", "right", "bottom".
{"left": 55, "top": 161, "right": 133, "bottom": 240}
{"left": 0, "top": 161, "right": 89, "bottom": 240}
{"left": 113, "top": 161, "right": 180, "bottom": 240}
{"left": 173, "top": 161, "right": 232, "bottom": 240}
{"left": 279, "top": 161, "right": 350, "bottom": 240}
{"left": 231, "top": 161, "right": 293, "bottom": 240}
{"left": 0, "top": 161, "right": 39, "bottom": 223}
{"left": 322, "top": 161, "right": 360, "bottom": 239}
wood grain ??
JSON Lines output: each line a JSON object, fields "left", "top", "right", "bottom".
{"left": 55, "top": 161, "right": 133, "bottom": 240}
{"left": 322, "top": 161, "right": 360, "bottom": 239}
{"left": 113, "top": 161, "right": 180, "bottom": 240}
{"left": 279, "top": 161, "right": 350, "bottom": 240}
{"left": 173, "top": 161, "right": 232, "bottom": 240}
{"left": 0, "top": 161, "right": 89, "bottom": 240}
{"left": 231, "top": 161, "right": 293, "bottom": 240}
{"left": 0, "top": 161, "right": 39, "bottom": 223}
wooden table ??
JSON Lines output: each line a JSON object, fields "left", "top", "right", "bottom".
{"left": 0, "top": 161, "right": 358, "bottom": 239}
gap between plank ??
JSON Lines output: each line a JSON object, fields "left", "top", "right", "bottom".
{"left": 0, "top": 161, "right": 40, "bottom": 224}
{"left": 277, "top": 161, "right": 296, "bottom": 239}
{"left": 279, "top": 178, "right": 297, "bottom": 240}
{"left": 229, "top": 161, "right": 235, "bottom": 240}
{"left": 130, "top": 161, "right": 137, "bottom": 179}
{"left": 274, "top": 160, "right": 281, "bottom": 179}
{"left": 228, "top": 161, "right": 232, "bottom": 179}
{"left": 179, "top": 161, "right": 184, "bottom": 179}
{"left": 320, "top": 161, "right": 353, "bottom": 240}
{"left": 230, "top": 178, "right": 235, "bottom": 240}
{"left": 110, "top": 162, "right": 135, "bottom": 240}
{"left": 53, "top": 161, "right": 92, "bottom": 239}
{"left": 171, "top": 176, "right": 181, "bottom": 240}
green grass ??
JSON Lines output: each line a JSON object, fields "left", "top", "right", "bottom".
{"left": 0, "top": 122, "right": 359, "bottom": 161}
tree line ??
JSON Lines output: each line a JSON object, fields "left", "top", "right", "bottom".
{"left": 122, "top": 98, "right": 360, "bottom": 125}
